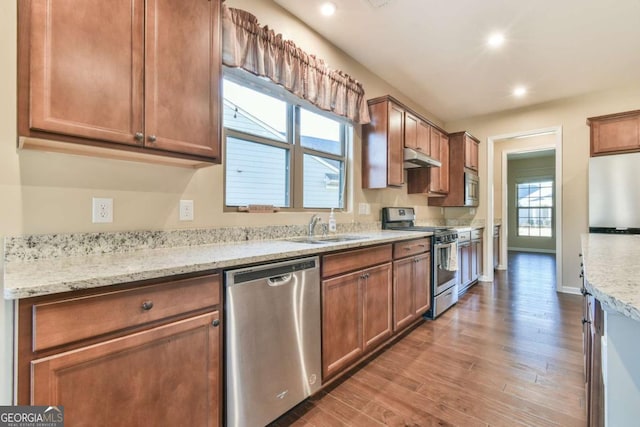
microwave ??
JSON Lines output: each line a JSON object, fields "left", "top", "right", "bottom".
{"left": 464, "top": 172, "right": 479, "bottom": 206}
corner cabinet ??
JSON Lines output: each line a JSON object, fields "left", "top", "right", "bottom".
{"left": 587, "top": 110, "right": 640, "bottom": 156}
{"left": 18, "top": 0, "right": 222, "bottom": 165}
{"left": 321, "top": 245, "right": 393, "bottom": 380}
{"left": 17, "top": 273, "right": 223, "bottom": 426}
{"left": 428, "top": 131, "right": 479, "bottom": 206}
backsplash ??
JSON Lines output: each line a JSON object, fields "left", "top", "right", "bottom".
{"left": 3, "top": 222, "right": 381, "bottom": 262}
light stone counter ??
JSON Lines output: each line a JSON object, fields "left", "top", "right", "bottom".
{"left": 581, "top": 233, "right": 640, "bottom": 322}
{"left": 3, "top": 230, "right": 431, "bottom": 299}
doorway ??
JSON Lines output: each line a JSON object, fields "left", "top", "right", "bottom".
{"left": 484, "top": 127, "right": 563, "bottom": 292}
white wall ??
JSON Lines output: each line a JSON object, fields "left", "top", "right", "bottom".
{"left": 446, "top": 83, "right": 640, "bottom": 289}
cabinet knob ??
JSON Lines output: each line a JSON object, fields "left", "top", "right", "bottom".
{"left": 141, "top": 300, "right": 154, "bottom": 311}
{"left": 148, "top": 135, "right": 157, "bottom": 143}
{"left": 212, "top": 319, "right": 220, "bottom": 327}
{"left": 582, "top": 318, "right": 591, "bottom": 325}
{"left": 134, "top": 132, "right": 144, "bottom": 141}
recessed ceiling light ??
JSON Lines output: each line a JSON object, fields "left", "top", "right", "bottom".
{"left": 487, "top": 32, "right": 505, "bottom": 48}
{"left": 320, "top": 2, "right": 337, "bottom": 16}
{"left": 513, "top": 86, "right": 527, "bottom": 97}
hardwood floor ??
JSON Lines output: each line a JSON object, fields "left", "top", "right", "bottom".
{"left": 272, "top": 251, "right": 586, "bottom": 426}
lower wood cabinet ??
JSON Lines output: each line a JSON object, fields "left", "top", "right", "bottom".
{"left": 393, "top": 252, "right": 431, "bottom": 331}
{"left": 583, "top": 290, "right": 604, "bottom": 427}
{"left": 493, "top": 225, "right": 500, "bottom": 269}
{"left": 18, "top": 273, "right": 222, "bottom": 426}
{"left": 321, "top": 245, "right": 393, "bottom": 380}
{"left": 32, "top": 312, "right": 220, "bottom": 427}
{"left": 459, "top": 229, "right": 483, "bottom": 295}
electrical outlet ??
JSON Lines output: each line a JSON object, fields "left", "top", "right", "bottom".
{"left": 470, "top": 208, "right": 476, "bottom": 215}
{"left": 180, "top": 200, "right": 194, "bottom": 221}
{"left": 358, "top": 203, "right": 371, "bottom": 215}
{"left": 92, "top": 198, "right": 113, "bottom": 223}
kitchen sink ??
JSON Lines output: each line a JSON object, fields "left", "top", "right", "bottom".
{"left": 286, "top": 235, "right": 364, "bottom": 244}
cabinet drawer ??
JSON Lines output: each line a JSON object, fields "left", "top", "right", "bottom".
{"left": 322, "top": 245, "right": 392, "bottom": 278}
{"left": 458, "top": 231, "right": 471, "bottom": 242}
{"left": 32, "top": 273, "right": 220, "bottom": 352}
{"left": 393, "top": 238, "right": 431, "bottom": 259}
{"left": 471, "top": 229, "right": 483, "bottom": 240}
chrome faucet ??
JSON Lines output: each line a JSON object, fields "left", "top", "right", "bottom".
{"left": 308, "top": 214, "right": 322, "bottom": 237}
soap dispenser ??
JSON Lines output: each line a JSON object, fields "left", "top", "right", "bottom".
{"left": 328, "top": 208, "right": 337, "bottom": 233}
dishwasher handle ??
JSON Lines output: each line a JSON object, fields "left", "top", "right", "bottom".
{"left": 268, "top": 273, "right": 293, "bottom": 286}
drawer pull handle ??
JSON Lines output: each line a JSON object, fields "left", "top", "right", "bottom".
{"left": 141, "top": 300, "right": 154, "bottom": 311}
{"left": 212, "top": 319, "right": 220, "bottom": 327}
{"left": 582, "top": 318, "right": 591, "bottom": 325}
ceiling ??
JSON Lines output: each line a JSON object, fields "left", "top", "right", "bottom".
{"left": 273, "top": 0, "right": 640, "bottom": 122}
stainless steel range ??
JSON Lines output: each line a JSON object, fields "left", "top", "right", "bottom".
{"left": 382, "top": 207, "right": 459, "bottom": 318}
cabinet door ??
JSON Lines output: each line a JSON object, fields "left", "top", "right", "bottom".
{"left": 145, "top": 0, "right": 221, "bottom": 159}
{"left": 464, "top": 136, "right": 479, "bottom": 171}
{"left": 439, "top": 133, "right": 450, "bottom": 193}
{"left": 31, "top": 312, "right": 221, "bottom": 427}
{"left": 471, "top": 239, "right": 483, "bottom": 280}
{"left": 404, "top": 112, "right": 418, "bottom": 149}
{"left": 27, "top": 0, "right": 144, "bottom": 145}
{"left": 322, "top": 272, "right": 363, "bottom": 379}
{"left": 393, "top": 258, "right": 416, "bottom": 331}
{"left": 387, "top": 103, "right": 405, "bottom": 186}
{"left": 591, "top": 114, "right": 640, "bottom": 155}
{"left": 414, "top": 253, "right": 431, "bottom": 314}
{"left": 417, "top": 121, "right": 431, "bottom": 154}
{"left": 459, "top": 243, "right": 472, "bottom": 286}
{"left": 493, "top": 234, "right": 499, "bottom": 269}
{"left": 429, "top": 128, "right": 442, "bottom": 193}
{"left": 362, "top": 264, "right": 393, "bottom": 351}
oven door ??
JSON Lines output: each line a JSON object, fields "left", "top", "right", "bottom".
{"left": 434, "top": 242, "right": 458, "bottom": 295}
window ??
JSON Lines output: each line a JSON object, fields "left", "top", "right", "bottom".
{"left": 223, "top": 77, "right": 349, "bottom": 209}
{"left": 516, "top": 180, "right": 554, "bottom": 237}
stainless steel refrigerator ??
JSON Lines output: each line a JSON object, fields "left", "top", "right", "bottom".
{"left": 589, "top": 152, "right": 640, "bottom": 233}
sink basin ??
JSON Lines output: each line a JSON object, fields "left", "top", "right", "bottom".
{"left": 286, "top": 235, "right": 364, "bottom": 244}
{"left": 316, "top": 235, "right": 363, "bottom": 242}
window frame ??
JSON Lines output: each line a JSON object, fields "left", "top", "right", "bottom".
{"left": 222, "top": 71, "right": 350, "bottom": 212}
{"left": 515, "top": 178, "right": 554, "bottom": 238}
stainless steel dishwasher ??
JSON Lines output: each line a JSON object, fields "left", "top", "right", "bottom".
{"left": 225, "top": 256, "right": 321, "bottom": 427}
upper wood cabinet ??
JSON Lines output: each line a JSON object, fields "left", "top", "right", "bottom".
{"left": 587, "top": 110, "right": 640, "bottom": 156}
{"left": 362, "top": 95, "right": 444, "bottom": 189}
{"left": 428, "top": 131, "right": 479, "bottom": 207}
{"left": 405, "top": 112, "right": 431, "bottom": 154}
{"left": 464, "top": 133, "right": 479, "bottom": 171}
{"left": 18, "top": 0, "right": 221, "bottom": 165}
{"left": 407, "top": 127, "right": 449, "bottom": 196}
{"left": 362, "top": 98, "right": 405, "bottom": 188}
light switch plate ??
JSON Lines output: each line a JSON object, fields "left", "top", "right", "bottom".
{"left": 180, "top": 200, "right": 194, "bottom": 221}
{"left": 358, "top": 203, "right": 370, "bottom": 215}
{"left": 92, "top": 198, "right": 113, "bottom": 223}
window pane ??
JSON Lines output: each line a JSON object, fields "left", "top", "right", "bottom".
{"left": 225, "top": 137, "right": 289, "bottom": 207}
{"left": 516, "top": 181, "right": 554, "bottom": 237}
{"left": 223, "top": 79, "right": 287, "bottom": 142}
{"left": 300, "top": 108, "right": 343, "bottom": 155}
{"left": 303, "top": 154, "right": 343, "bottom": 208}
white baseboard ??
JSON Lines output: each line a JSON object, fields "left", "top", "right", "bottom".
{"left": 561, "top": 286, "right": 581, "bottom": 295}
{"left": 508, "top": 247, "right": 556, "bottom": 254}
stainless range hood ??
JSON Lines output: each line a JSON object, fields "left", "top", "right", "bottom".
{"left": 403, "top": 147, "right": 441, "bottom": 168}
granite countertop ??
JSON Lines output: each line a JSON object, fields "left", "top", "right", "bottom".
{"left": 3, "top": 230, "right": 431, "bottom": 299}
{"left": 581, "top": 233, "right": 640, "bottom": 322}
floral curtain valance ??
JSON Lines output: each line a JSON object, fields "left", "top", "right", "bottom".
{"left": 221, "top": 4, "right": 371, "bottom": 124}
